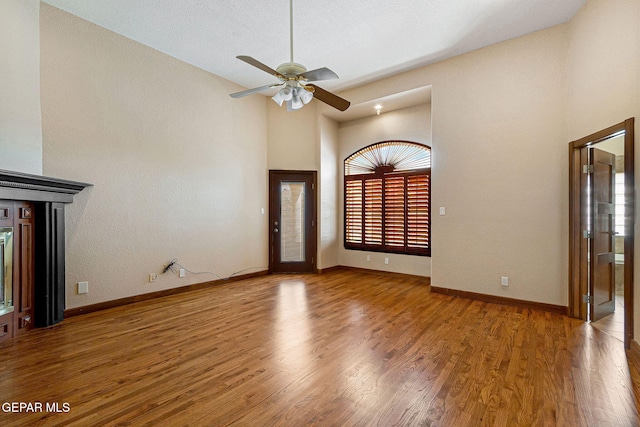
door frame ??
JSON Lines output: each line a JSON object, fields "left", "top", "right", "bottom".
{"left": 268, "top": 170, "right": 317, "bottom": 274}
{"left": 568, "top": 118, "right": 635, "bottom": 348}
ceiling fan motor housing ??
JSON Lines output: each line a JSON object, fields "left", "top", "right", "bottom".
{"left": 276, "top": 62, "right": 307, "bottom": 79}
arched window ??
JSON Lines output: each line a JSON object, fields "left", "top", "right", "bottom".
{"left": 344, "top": 141, "right": 431, "bottom": 256}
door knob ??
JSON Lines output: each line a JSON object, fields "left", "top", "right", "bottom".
{"left": 274, "top": 228, "right": 279, "bottom": 233}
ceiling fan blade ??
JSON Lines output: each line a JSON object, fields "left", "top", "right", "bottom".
{"left": 230, "top": 83, "right": 282, "bottom": 98}
{"left": 306, "top": 84, "right": 350, "bottom": 111}
{"left": 236, "top": 56, "right": 284, "bottom": 79}
{"left": 297, "top": 67, "right": 338, "bottom": 82}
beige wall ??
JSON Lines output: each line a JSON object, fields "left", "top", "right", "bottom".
{"left": 267, "top": 100, "right": 319, "bottom": 171}
{"left": 433, "top": 28, "right": 569, "bottom": 305}
{"left": 567, "top": 0, "right": 639, "bottom": 140}
{"left": 40, "top": 4, "right": 268, "bottom": 309}
{"left": 339, "top": 26, "right": 569, "bottom": 305}
{"left": 566, "top": 0, "right": 640, "bottom": 344}
{"left": 337, "top": 104, "right": 432, "bottom": 276}
{"left": 319, "top": 115, "right": 340, "bottom": 269}
{"left": 0, "top": 0, "right": 42, "bottom": 174}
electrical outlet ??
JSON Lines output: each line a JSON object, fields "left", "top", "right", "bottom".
{"left": 366, "top": 255, "right": 371, "bottom": 262}
{"left": 77, "top": 281, "right": 89, "bottom": 294}
{"left": 179, "top": 268, "right": 186, "bottom": 278}
{"left": 384, "top": 257, "right": 389, "bottom": 265}
{"left": 501, "top": 276, "right": 509, "bottom": 287}
{"left": 149, "top": 273, "right": 157, "bottom": 283}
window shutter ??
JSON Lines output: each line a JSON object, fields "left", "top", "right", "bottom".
{"left": 384, "top": 176, "right": 405, "bottom": 247}
{"left": 345, "top": 180, "right": 363, "bottom": 244}
{"left": 364, "top": 179, "right": 383, "bottom": 244}
{"left": 344, "top": 141, "right": 430, "bottom": 256}
{"left": 407, "top": 174, "right": 430, "bottom": 249}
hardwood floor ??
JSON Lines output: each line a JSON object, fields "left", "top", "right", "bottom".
{"left": 591, "top": 293, "right": 625, "bottom": 342}
{"left": 1, "top": 269, "right": 639, "bottom": 426}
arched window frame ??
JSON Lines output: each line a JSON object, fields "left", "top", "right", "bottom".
{"left": 344, "top": 141, "right": 431, "bottom": 256}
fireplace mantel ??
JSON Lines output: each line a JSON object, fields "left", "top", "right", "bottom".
{"left": 0, "top": 169, "right": 92, "bottom": 203}
{"left": 0, "top": 169, "right": 92, "bottom": 336}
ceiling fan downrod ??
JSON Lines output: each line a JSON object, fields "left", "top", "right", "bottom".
{"left": 276, "top": 0, "right": 306, "bottom": 79}
{"left": 289, "top": 0, "right": 294, "bottom": 63}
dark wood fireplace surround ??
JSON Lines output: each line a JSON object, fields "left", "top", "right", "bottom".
{"left": 0, "top": 169, "right": 90, "bottom": 342}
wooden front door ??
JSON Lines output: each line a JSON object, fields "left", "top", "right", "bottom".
{"left": 269, "top": 171, "right": 316, "bottom": 273}
{"left": 590, "top": 148, "right": 616, "bottom": 321}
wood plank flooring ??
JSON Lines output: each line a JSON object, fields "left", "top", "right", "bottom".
{"left": 591, "top": 293, "right": 625, "bottom": 342}
{"left": 1, "top": 269, "right": 639, "bottom": 426}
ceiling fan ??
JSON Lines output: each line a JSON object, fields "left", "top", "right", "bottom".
{"left": 229, "top": 0, "right": 350, "bottom": 112}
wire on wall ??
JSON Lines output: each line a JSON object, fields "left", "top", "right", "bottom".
{"left": 160, "top": 258, "right": 266, "bottom": 281}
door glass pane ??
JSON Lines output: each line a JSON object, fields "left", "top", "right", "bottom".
{"left": 280, "top": 182, "right": 305, "bottom": 262}
{"left": 0, "top": 228, "right": 13, "bottom": 316}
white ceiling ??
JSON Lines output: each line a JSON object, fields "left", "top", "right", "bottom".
{"left": 42, "top": 0, "right": 586, "bottom": 118}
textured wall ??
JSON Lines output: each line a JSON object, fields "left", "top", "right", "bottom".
{"left": 266, "top": 101, "right": 319, "bottom": 171}
{"left": 430, "top": 28, "right": 569, "bottom": 305}
{"left": 319, "top": 116, "right": 340, "bottom": 269}
{"left": 0, "top": 0, "right": 42, "bottom": 174}
{"left": 337, "top": 104, "right": 432, "bottom": 276}
{"left": 40, "top": 4, "right": 268, "bottom": 309}
{"left": 341, "top": 26, "right": 569, "bottom": 305}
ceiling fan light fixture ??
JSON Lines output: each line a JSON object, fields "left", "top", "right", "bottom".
{"left": 290, "top": 93, "right": 304, "bottom": 110}
{"left": 272, "top": 90, "right": 285, "bottom": 106}
{"left": 300, "top": 87, "right": 313, "bottom": 104}
{"left": 280, "top": 86, "right": 293, "bottom": 101}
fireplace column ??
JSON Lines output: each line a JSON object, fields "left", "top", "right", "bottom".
{"left": 34, "top": 202, "right": 66, "bottom": 327}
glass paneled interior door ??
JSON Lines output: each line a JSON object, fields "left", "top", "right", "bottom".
{"left": 269, "top": 171, "right": 316, "bottom": 273}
